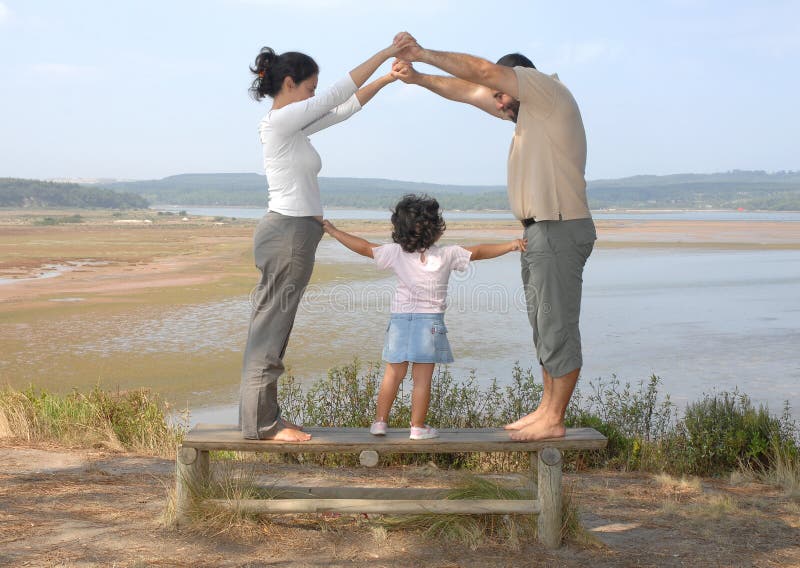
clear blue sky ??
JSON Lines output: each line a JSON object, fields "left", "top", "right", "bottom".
{"left": 1, "top": 0, "right": 798, "bottom": 184}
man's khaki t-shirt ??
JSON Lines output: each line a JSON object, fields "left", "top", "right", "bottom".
{"left": 507, "top": 67, "right": 591, "bottom": 221}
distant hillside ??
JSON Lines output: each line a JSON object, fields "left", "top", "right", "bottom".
{"left": 104, "top": 170, "right": 800, "bottom": 210}
{"left": 588, "top": 170, "right": 800, "bottom": 210}
{"left": 105, "top": 174, "right": 506, "bottom": 208}
{"left": 0, "top": 178, "right": 149, "bottom": 209}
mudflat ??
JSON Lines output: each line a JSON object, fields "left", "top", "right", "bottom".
{"left": 4, "top": 211, "right": 798, "bottom": 308}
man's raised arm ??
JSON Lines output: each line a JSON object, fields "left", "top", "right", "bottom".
{"left": 393, "top": 32, "right": 519, "bottom": 101}
{"left": 392, "top": 60, "right": 507, "bottom": 120}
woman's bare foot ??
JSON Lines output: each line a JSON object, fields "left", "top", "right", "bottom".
{"left": 265, "top": 428, "right": 312, "bottom": 442}
{"left": 504, "top": 409, "right": 543, "bottom": 430}
{"left": 279, "top": 418, "right": 304, "bottom": 431}
{"left": 508, "top": 420, "right": 565, "bottom": 441}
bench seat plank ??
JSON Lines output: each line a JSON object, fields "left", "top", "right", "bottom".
{"left": 182, "top": 424, "right": 607, "bottom": 453}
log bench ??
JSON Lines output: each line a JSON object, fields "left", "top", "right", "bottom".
{"left": 176, "top": 424, "right": 607, "bottom": 548}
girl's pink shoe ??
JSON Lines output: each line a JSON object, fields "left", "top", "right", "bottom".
{"left": 370, "top": 421, "right": 388, "bottom": 436}
{"left": 409, "top": 425, "right": 439, "bottom": 440}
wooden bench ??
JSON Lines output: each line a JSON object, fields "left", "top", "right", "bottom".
{"left": 176, "top": 424, "right": 607, "bottom": 548}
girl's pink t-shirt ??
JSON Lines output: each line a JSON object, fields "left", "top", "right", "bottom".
{"left": 372, "top": 243, "right": 472, "bottom": 313}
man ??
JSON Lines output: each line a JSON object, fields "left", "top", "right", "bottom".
{"left": 391, "top": 32, "right": 596, "bottom": 441}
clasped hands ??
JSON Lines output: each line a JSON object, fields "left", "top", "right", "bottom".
{"left": 389, "top": 31, "right": 422, "bottom": 84}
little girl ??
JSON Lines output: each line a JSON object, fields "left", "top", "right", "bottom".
{"left": 323, "top": 194, "right": 526, "bottom": 440}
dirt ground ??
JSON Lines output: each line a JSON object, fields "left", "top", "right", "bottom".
{"left": 1, "top": 442, "right": 798, "bottom": 567}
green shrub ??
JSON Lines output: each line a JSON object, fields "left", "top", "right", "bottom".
{"left": 34, "top": 214, "right": 83, "bottom": 225}
{"left": 677, "top": 391, "right": 791, "bottom": 475}
{"left": 565, "top": 375, "right": 679, "bottom": 470}
{"left": 278, "top": 361, "right": 798, "bottom": 477}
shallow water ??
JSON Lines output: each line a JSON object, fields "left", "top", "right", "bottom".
{"left": 2, "top": 229, "right": 796, "bottom": 423}
{"left": 0, "top": 260, "right": 110, "bottom": 286}
{"left": 191, "top": 242, "right": 800, "bottom": 424}
{"left": 156, "top": 205, "right": 800, "bottom": 223}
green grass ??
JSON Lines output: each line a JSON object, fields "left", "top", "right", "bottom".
{"left": 0, "top": 385, "right": 186, "bottom": 457}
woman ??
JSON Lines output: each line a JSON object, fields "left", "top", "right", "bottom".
{"left": 240, "top": 40, "right": 410, "bottom": 441}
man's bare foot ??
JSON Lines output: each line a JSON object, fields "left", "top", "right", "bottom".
{"left": 279, "top": 418, "right": 304, "bottom": 431}
{"left": 508, "top": 420, "right": 565, "bottom": 441}
{"left": 265, "top": 428, "right": 312, "bottom": 442}
{"left": 504, "top": 409, "right": 543, "bottom": 430}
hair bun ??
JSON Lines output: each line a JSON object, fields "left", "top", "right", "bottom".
{"left": 254, "top": 46, "right": 276, "bottom": 74}
{"left": 248, "top": 47, "right": 318, "bottom": 102}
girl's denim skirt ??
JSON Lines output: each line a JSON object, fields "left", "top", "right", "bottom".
{"left": 382, "top": 313, "right": 454, "bottom": 364}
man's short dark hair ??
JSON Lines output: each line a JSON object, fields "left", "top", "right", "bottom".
{"left": 496, "top": 53, "right": 535, "bottom": 69}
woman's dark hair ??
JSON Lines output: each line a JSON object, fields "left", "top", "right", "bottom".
{"left": 391, "top": 194, "right": 446, "bottom": 253}
{"left": 249, "top": 47, "right": 319, "bottom": 101}
{"left": 496, "top": 52, "right": 535, "bottom": 69}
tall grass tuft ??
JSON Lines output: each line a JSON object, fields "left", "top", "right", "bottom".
{"left": 739, "top": 440, "right": 800, "bottom": 499}
{"left": 0, "top": 385, "right": 186, "bottom": 457}
{"left": 379, "top": 475, "right": 537, "bottom": 550}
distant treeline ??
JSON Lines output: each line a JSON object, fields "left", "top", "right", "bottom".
{"left": 587, "top": 170, "right": 800, "bottom": 210}
{"left": 7, "top": 170, "right": 799, "bottom": 211}
{"left": 104, "top": 170, "right": 800, "bottom": 211}
{"left": 0, "top": 178, "right": 149, "bottom": 209}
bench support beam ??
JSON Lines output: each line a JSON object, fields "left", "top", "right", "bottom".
{"left": 175, "top": 446, "right": 210, "bottom": 525}
{"left": 536, "top": 447, "right": 563, "bottom": 549}
{"left": 208, "top": 498, "right": 541, "bottom": 515}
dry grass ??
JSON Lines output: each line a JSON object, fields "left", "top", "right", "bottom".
{"left": 0, "top": 385, "right": 185, "bottom": 457}
{"left": 654, "top": 472, "right": 703, "bottom": 494}
{"left": 178, "top": 468, "right": 554, "bottom": 550}
{"left": 656, "top": 471, "right": 740, "bottom": 522}
{"left": 378, "top": 475, "right": 548, "bottom": 550}
{"left": 737, "top": 444, "right": 800, "bottom": 500}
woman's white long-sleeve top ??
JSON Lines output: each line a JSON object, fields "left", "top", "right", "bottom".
{"left": 259, "top": 75, "right": 361, "bottom": 217}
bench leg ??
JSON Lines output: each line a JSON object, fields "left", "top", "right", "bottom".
{"left": 175, "top": 446, "right": 210, "bottom": 525}
{"left": 536, "top": 447, "right": 563, "bottom": 549}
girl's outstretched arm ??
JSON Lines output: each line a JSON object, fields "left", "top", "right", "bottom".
{"left": 464, "top": 238, "right": 527, "bottom": 261}
{"left": 323, "top": 220, "right": 380, "bottom": 258}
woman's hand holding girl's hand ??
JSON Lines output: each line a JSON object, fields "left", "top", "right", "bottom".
{"left": 392, "top": 60, "right": 419, "bottom": 84}
{"left": 322, "top": 219, "right": 337, "bottom": 235}
{"left": 510, "top": 238, "right": 527, "bottom": 252}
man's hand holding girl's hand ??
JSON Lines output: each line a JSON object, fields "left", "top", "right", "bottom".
{"left": 510, "top": 238, "right": 527, "bottom": 252}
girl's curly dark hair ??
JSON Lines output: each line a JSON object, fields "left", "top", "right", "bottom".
{"left": 391, "top": 194, "right": 446, "bottom": 253}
